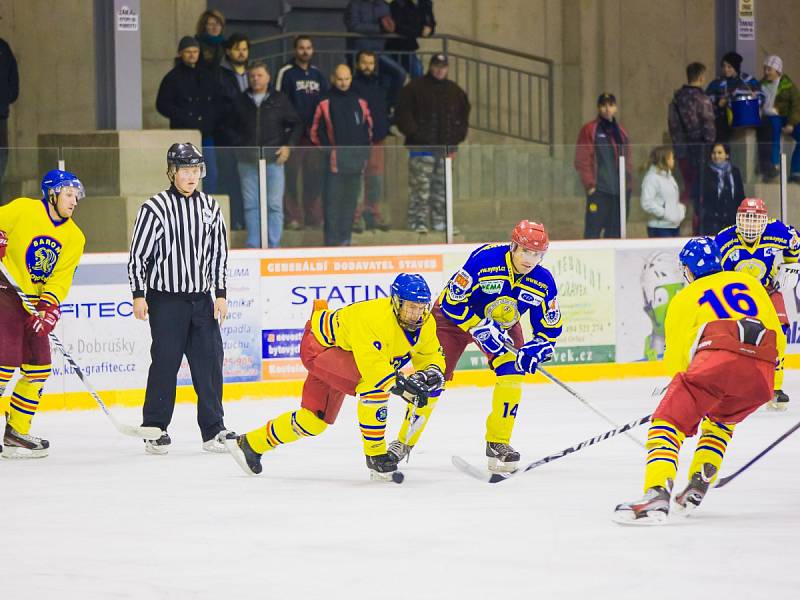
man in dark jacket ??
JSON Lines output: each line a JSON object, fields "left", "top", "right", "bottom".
{"left": 574, "top": 93, "right": 633, "bottom": 239}
{"left": 344, "top": 0, "right": 406, "bottom": 111}
{"left": 156, "top": 36, "right": 220, "bottom": 193}
{"left": 310, "top": 64, "right": 373, "bottom": 246}
{"left": 351, "top": 50, "right": 391, "bottom": 232}
{"left": 668, "top": 62, "right": 716, "bottom": 233}
{"left": 386, "top": 0, "right": 435, "bottom": 78}
{"left": 0, "top": 37, "right": 19, "bottom": 205}
{"left": 215, "top": 33, "right": 250, "bottom": 230}
{"left": 275, "top": 36, "right": 329, "bottom": 230}
{"left": 227, "top": 61, "right": 303, "bottom": 248}
{"left": 395, "top": 54, "right": 469, "bottom": 233}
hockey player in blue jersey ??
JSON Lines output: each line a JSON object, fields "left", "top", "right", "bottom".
{"left": 387, "top": 220, "right": 563, "bottom": 472}
{"left": 715, "top": 197, "right": 799, "bottom": 410}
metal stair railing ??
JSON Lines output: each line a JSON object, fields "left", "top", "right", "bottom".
{"left": 250, "top": 32, "right": 554, "bottom": 147}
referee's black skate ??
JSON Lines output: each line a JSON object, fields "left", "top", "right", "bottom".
{"left": 486, "top": 442, "right": 520, "bottom": 473}
{"left": 673, "top": 463, "right": 717, "bottom": 516}
{"left": 366, "top": 453, "right": 398, "bottom": 481}
{"left": 226, "top": 434, "right": 263, "bottom": 476}
{"left": 3, "top": 422, "right": 49, "bottom": 459}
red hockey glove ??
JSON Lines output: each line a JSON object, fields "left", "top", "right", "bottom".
{"left": 26, "top": 301, "right": 61, "bottom": 337}
{"left": 0, "top": 229, "right": 7, "bottom": 260}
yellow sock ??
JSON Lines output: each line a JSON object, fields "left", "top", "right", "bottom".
{"left": 643, "top": 418, "right": 686, "bottom": 491}
{"left": 687, "top": 418, "right": 734, "bottom": 484}
{"left": 358, "top": 394, "right": 389, "bottom": 456}
{"left": 0, "top": 366, "right": 15, "bottom": 415}
{"left": 8, "top": 364, "right": 50, "bottom": 435}
{"left": 485, "top": 374, "right": 523, "bottom": 444}
{"left": 245, "top": 407, "right": 327, "bottom": 454}
{"left": 775, "top": 356, "right": 784, "bottom": 391}
{"left": 397, "top": 397, "right": 438, "bottom": 447}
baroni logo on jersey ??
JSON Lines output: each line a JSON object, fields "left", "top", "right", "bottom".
{"left": 25, "top": 236, "right": 62, "bottom": 283}
{"left": 734, "top": 259, "right": 768, "bottom": 281}
{"left": 484, "top": 296, "right": 520, "bottom": 327}
{"left": 479, "top": 280, "right": 504, "bottom": 295}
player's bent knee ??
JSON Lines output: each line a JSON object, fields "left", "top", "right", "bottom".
{"left": 294, "top": 408, "right": 328, "bottom": 437}
{"left": 20, "top": 364, "right": 51, "bottom": 384}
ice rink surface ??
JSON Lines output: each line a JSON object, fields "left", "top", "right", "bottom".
{"left": 2, "top": 374, "right": 799, "bottom": 600}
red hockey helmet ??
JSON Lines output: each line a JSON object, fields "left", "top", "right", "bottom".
{"left": 736, "top": 198, "right": 768, "bottom": 242}
{"left": 511, "top": 220, "right": 549, "bottom": 252}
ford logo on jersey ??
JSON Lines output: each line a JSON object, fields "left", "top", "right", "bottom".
{"left": 25, "top": 236, "right": 62, "bottom": 283}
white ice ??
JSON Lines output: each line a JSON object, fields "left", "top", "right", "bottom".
{"left": 2, "top": 374, "right": 799, "bottom": 600}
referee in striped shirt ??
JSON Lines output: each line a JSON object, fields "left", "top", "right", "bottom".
{"left": 128, "top": 142, "right": 235, "bottom": 455}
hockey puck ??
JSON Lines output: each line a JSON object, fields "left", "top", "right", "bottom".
{"left": 392, "top": 471, "right": 405, "bottom": 484}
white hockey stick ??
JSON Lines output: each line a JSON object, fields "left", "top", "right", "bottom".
{"left": 0, "top": 261, "right": 162, "bottom": 440}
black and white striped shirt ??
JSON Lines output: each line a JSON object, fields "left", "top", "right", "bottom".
{"left": 128, "top": 186, "right": 228, "bottom": 298}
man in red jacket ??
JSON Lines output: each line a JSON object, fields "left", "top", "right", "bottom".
{"left": 574, "top": 93, "right": 632, "bottom": 239}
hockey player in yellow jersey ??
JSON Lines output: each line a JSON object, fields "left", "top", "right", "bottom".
{"left": 0, "top": 170, "right": 86, "bottom": 458}
{"left": 227, "top": 273, "right": 446, "bottom": 481}
{"left": 614, "top": 238, "right": 783, "bottom": 524}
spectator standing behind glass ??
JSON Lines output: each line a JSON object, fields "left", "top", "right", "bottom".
{"left": 226, "top": 62, "right": 303, "bottom": 248}
{"left": 757, "top": 55, "right": 800, "bottom": 183}
{"left": 574, "top": 93, "right": 632, "bottom": 239}
{"left": 705, "top": 52, "right": 762, "bottom": 143}
{"left": 668, "top": 62, "right": 715, "bottom": 234}
{"left": 215, "top": 33, "right": 251, "bottom": 232}
{"left": 275, "top": 37, "right": 329, "bottom": 230}
{"left": 156, "top": 36, "right": 219, "bottom": 193}
{"left": 640, "top": 146, "right": 685, "bottom": 238}
{"left": 351, "top": 50, "right": 391, "bottom": 233}
{"left": 385, "top": 0, "right": 435, "bottom": 79}
{"left": 396, "top": 54, "right": 469, "bottom": 234}
{"left": 196, "top": 9, "right": 226, "bottom": 68}
{"left": 0, "top": 36, "right": 18, "bottom": 205}
{"left": 311, "top": 65, "right": 373, "bottom": 247}
{"left": 701, "top": 143, "right": 744, "bottom": 235}
{"left": 344, "top": 0, "right": 407, "bottom": 114}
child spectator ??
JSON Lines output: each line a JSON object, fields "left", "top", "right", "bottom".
{"left": 640, "top": 146, "right": 685, "bottom": 238}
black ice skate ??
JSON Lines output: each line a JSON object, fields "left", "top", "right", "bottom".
{"left": 366, "top": 453, "right": 398, "bottom": 481}
{"left": 767, "top": 389, "right": 790, "bottom": 411}
{"left": 387, "top": 440, "right": 413, "bottom": 463}
{"left": 673, "top": 463, "right": 717, "bottom": 516}
{"left": 226, "top": 435, "right": 263, "bottom": 476}
{"left": 486, "top": 442, "right": 520, "bottom": 473}
{"left": 3, "top": 422, "right": 50, "bottom": 459}
{"left": 202, "top": 429, "right": 237, "bottom": 453}
{"left": 612, "top": 482, "right": 673, "bottom": 525}
{"left": 144, "top": 431, "right": 171, "bottom": 455}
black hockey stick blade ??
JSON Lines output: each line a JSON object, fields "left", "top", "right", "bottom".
{"left": 452, "top": 414, "right": 652, "bottom": 484}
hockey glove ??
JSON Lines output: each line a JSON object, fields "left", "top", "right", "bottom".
{"left": 515, "top": 337, "right": 554, "bottom": 375}
{"left": 421, "top": 365, "right": 445, "bottom": 394}
{"left": 390, "top": 372, "right": 430, "bottom": 408}
{"left": 26, "top": 301, "right": 61, "bottom": 337}
{"left": 0, "top": 229, "right": 7, "bottom": 260}
{"left": 469, "top": 318, "right": 513, "bottom": 355}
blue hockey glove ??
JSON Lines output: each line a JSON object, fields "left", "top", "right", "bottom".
{"left": 515, "top": 338, "right": 554, "bottom": 374}
{"left": 469, "top": 318, "right": 512, "bottom": 355}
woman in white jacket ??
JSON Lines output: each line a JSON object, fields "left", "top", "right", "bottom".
{"left": 640, "top": 146, "right": 685, "bottom": 237}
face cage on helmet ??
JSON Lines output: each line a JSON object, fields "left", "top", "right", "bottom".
{"left": 392, "top": 296, "right": 432, "bottom": 332}
{"left": 168, "top": 162, "right": 207, "bottom": 180}
{"left": 736, "top": 211, "right": 767, "bottom": 241}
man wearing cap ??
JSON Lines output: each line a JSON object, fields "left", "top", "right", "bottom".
{"left": 574, "top": 93, "right": 633, "bottom": 239}
{"left": 156, "top": 36, "right": 220, "bottom": 192}
{"left": 758, "top": 55, "right": 800, "bottom": 183}
{"left": 395, "top": 53, "right": 470, "bottom": 234}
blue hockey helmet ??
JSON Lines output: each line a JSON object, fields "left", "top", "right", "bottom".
{"left": 41, "top": 169, "right": 85, "bottom": 202}
{"left": 679, "top": 237, "right": 722, "bottom": 280}
{"left": 391, "top": 273, "right": 432, "bottom": 331}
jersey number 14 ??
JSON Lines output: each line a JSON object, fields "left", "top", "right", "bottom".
{"left": 698, "top": 282, "right": 758, "bottom": 318}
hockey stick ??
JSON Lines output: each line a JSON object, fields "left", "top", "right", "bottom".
{"left": 505, "top": 342, "right": 645, "bottom": 448}
{"left": 0, "top": 261, "right": 162, "bottom": 440}
{"left": 453, "top": 413, "right": 652, "bottom": 483}
{"left": 715, "top": 419, "right": 800, "bottom": 489}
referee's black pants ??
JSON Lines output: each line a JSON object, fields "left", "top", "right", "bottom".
{"left": 142, "top": 290, "right": 225, "bottom": 442}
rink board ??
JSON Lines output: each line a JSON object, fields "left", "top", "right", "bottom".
{"left": 11, "top": 239, "right": 800, "bottom": 411}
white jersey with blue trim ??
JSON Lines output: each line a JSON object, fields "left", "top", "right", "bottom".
{"left": 438, "top": 243, "right": 563, "bottom": 342}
